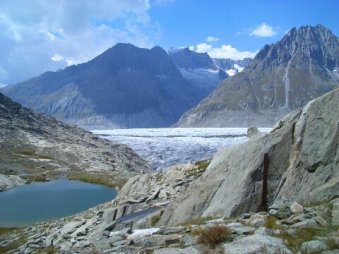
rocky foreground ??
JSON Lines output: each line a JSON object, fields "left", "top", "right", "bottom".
{"left": 1, "top": 89, "right": 338, "bottom": 253}
{"left": 0, "top": 92, "right": 150, "bottom": 189}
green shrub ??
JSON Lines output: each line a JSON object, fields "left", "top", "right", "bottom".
{"left": 150, "top": 212, "right": 163, "bottom": 227}
{"left": 278, "top": 227, "right": 324, "bottom": 252}
{"left": 264, "top": 215, "right": 279, "bottom": 229}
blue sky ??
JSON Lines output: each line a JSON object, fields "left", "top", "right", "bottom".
{"left": 0, "top": 0, "right": 338, "bottom": 85}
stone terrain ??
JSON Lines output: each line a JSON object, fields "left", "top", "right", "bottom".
{"left": 1, "top": 165, "right": 338, "bottom": 253}
{"left": 0, "top": 162, "right": 208, "bottom": 253}
{"left": 177, "top": 25, "right": 339, "bottom": 127}
{"left": 0, "top": 88, "right": 338, "bottom": 253}
{"left": 0, "top": 92, "right": 150, "bottom": 188}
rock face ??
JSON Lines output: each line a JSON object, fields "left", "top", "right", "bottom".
{"left": 160, "top": 88, "right": 339, "bottom": 226}
{"left": 0, "top": 92, "right": 150, "bottom": 187}
{"left": 177, "top": 25, "right": 339, "bottom": 127}
{"left": 2, "top": 43, "right": 201, "bottom": 128}
{"left": 0, "top": 174, "right": 25, "bottom": 191}
{"left": 169, "top": 48, "right": 228, "bottom": 96}
{"left": 169, "top": 48, "right": 252, "bottom": 97}
{"left": 213, "top": 57, "right": 253, "bottom": 76}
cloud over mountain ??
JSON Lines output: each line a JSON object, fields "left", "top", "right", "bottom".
{"left": 250, "top": 22, "right": 277, "bottom": 37}
{"left": 0, "top": 0, "right": 159, "bottom": 84}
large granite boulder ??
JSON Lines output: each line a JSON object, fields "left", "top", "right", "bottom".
{"left": 160, "top": 88, "right": 339, "bottom": 226}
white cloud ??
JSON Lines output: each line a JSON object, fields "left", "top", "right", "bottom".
{"left": 195, "top": 43, "right": 257, "bottom": 60}
{"left": 250, "top": 23, "right": 277, "bottom": 37}
{"left": 0, "top": 0, "right": 161, "bottom": 84}
{"left": 206, "top": 36, "right": 219, "bottom": 42}
{"left": 51, "top": 54, "right": 64, "bottom": 62}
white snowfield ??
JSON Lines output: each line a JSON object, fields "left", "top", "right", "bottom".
{"left": 92, "top": 128, "right": 271, "bottom": 171}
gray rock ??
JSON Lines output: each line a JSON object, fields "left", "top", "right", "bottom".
{"left": 154, "top": 246, "right": 201, "bottom": 254}
{"left": 314, "top": 216, "right": 330, "bottom": 227}
{"left": 146, "top": 187, "right": 161, "bottom": 203}
{"left": 159, "top": 89, "right": 339, "bottom": 226}
{"left": 158, "top": 226, "right": 186, "bottom": 235}
{"left": 301, "top": 240, "right": 328, "bottom": 253}
{"left": 132, "top": 234, "right": 182, "bottom": 248}
{"left": 227, "top": 223, "right": 256, "bottom": 235}
{"left": 0, "top": 174, "right": 25, "bottom": 191}
{"left": 255, "top": 227, "right": 274, "bottom": 236}
{"left": 290, "top": 219, "right": 318, "bottom": 229}
{"left": 246, "top": 213, "right": 268, "bottom": 227}
{"left": 247, "top": 127, "right": 260, "bottom": 138}
{"left": 109, "top": 235, "right": 124, "bottom": 244}
{"left": 181, "top": 234, "right": 197, "bottom": 247}
{"left": 290, "top": 202, "right": 303, "bottom": 214}
{"left": 332, "top": 199, "right": 339, "bottom": 226}
{"left": 223, "top": 234, "right": 293, "bottom": 254}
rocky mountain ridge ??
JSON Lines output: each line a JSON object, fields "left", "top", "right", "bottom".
{"left": 2, "top": 44, "right": 202, "bottom": 129}
{"left": 177, "top": 25, "right": 339, "bottom": 127}
{"left": 168, "top": 48, "right": 251, "bottom": 96}
{"left": 0, "top": 92, "right": 150, "bottom": 188}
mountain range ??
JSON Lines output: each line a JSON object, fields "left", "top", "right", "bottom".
{"left": 2, "top": 44, "right": 248, "bottom": 129}
{"left": 2, "top": 25, "right": 339, "bottom": 128}
{"left": 177, "top": 25, "right": 339, "bottom": 127}
{"left": 168, "top": 48, "right": 251, "bottom": 95}
{"left": 1, "top": 44, "right": 205, "bottom": 128}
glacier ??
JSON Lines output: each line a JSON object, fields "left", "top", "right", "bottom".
{"left": 92, "top": 128, "right": 271, "bottom": 171}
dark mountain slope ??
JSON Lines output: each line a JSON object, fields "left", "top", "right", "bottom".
{"left": 3, "top": 44, "right": 200, "bottom": 128}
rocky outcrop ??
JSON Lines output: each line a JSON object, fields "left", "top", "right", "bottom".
{"left": 0, "top": 92, "right": 150, "bottom": 187}
{"left": 177, "top": 25, "right": 339, "bottom": 127}
{"left": 160, "top": 88, "right": 339, "bottom": 226}
{"left": 0, "top": 174, "right": 25, "bottom": 191}
{"left": 2, "top": 199, "right": 338, "bottom": 253}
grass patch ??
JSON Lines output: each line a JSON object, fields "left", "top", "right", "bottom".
{"left": 150, "top": 211, "right": 163, "bottom": 227}
{"left": 194, "top": 160, "right": 210, "bottom": 170}
{"left": 197, "top": 225, "right": 232, "bottom": 248}
{"left": 191, "top": 226, "right": 205, "bottom": 236}
{"left": 187, "top": 160, "right": 211, "bottom": 175}
{"left": 38, "top": 246, "right": 58, "bottom": 254}
{"left": 0, "top": 227, "right": 18, "bottom": 235}
{"left": 66, "top": 170, "right": 127, "bottom": 189}
{"left": 264, "top": 215, "right": 281, "bottom": 229}
{"left": 180, "top": 216, "right": 214, "bottom": 226}
{"left": 0, "top": 236, "right": 27, "bottom": 253}
{"left": 278, "top": 227, "right": 325, "bottom": 252}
